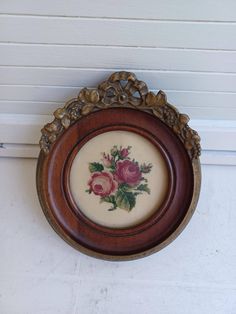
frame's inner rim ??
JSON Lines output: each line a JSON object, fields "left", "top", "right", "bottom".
{"left": 41, "top": 107, "right": 195, "bottom": 257}
{"left": 63, "top": 123, "right": 176, "bottom": 237}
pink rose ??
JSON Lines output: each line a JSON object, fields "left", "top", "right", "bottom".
{"left": 120, "top": 148, "right": 129, "bottom": 158}
{"left": 101, "top": 153, "right": 113, "bottom": 168}
{"left": 114, "top": 160, "right": 141, "bottom": 186}
{"left": 88, "top": 172, "right": 117, "bottom": 197}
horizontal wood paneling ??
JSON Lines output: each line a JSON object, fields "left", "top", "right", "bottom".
{"left": 1, "top": 15, "right": 236, "bottom": 49}
{"left": 0, "top": 143, "right": 39, "bottom": 158}
{"left": 1, "top": 44, "right": 235, "bottom": 73}
{"left": 0, "top": 85, "right": 236, "bottom": 119}
{"left": 0, "top": 0, "right": 235, "bottom": 21}
{"left": 0, "top": 85, "right": 79, "bottom": 102}
{"left": 1, "top": 0, "right": 236, "bottom": 158}
{"left": 1, "top": 99, "right": 235, "bottom": 120}
{"left": 1, "top": 114, "right": 236, "bottom": 152}
{"left": 2, "top": 143, "right": 236, "bottom": 166}
{"left": 0, "top": 101, "right": 62, "bottom": 115}
{"left": 1, "top": 67, "right": 236, "bottom": 92}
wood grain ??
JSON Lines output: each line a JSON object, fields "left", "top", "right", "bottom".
{"left": 37, "top": 108, "right": 199, "bottom": 259}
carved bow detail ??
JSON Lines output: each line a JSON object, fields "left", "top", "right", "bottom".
{"left": 39, "top": 71, "right": 201, "bottom": 160}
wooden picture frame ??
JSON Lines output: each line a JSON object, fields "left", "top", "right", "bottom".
{"left": 36, "top": 71, "right": 201, "bottom": 261}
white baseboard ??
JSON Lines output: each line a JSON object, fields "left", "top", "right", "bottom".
{"left": 1, "top": 114, "right": 236, "bottom": 165}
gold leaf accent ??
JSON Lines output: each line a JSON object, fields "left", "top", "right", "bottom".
{"left": 54, "top": 108, "right": 66, "bottom": 119}
{"left": 39, "top": 71, "right": 201, "bottom": 160}
{"left": 146, "top": 92, "right": 156, "bottom": 107}
{"left": 89, "top": 89, "right": 100, "bottom": 103}
{"left": 81, "top": 104, "right": 94, "bottom": 116}
{"left": 79, "top": 88, "right": 100, "bottom": 104}
{"left": 155, "top": 91, "right": 167, "bottom": 106}
{"left": 48, "top": 133, "right": 57, "bottom": 143}
{"left": 179, "top": 114, "right": 190, "bottom": 124}
{"left": 44, "top": 122, "right": 58, "bottom": 133}
{"left": 61, "top": 116, "right": 70, "bottom": 129}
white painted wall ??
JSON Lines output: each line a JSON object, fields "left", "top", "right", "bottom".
{"left": 1, "top": 1, "right": 236, "bottom": 313}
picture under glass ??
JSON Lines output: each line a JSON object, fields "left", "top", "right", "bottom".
{"left": 69, "top": 130, "right": 168, "bottom": 229}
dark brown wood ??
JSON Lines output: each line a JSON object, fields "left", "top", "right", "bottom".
{"left": 36, "top": 71, "right": 201, "bottom": 260}
{"left": 37, "top": 107, "right": 197, "bottom": 259}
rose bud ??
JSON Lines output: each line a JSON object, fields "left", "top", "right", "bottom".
{"left": 101, "top": 153, "right": 112, "bottom": 168}
{"left": 110, "top": 146, "right": 118, "bottom": 156}
{"left": 120, "top": 148, "right": 129, "bottom": 158}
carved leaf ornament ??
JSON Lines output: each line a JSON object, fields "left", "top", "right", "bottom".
{"left": 40, "top": 71, "right": 201, "bottom": 160}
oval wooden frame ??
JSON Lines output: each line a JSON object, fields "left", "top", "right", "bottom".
{"left": 36, "top": 71, "right": 201, "bottom": 261}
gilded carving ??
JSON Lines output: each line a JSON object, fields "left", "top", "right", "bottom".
{"left": 40, "top": 71, "right": 201, "bottom": 159}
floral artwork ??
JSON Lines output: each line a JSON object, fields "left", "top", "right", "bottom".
{"left": 86, "top": 145, "right": 153, "bottom": 212}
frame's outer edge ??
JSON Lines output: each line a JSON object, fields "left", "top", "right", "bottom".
{"left": 36, "top": 71, "right": 202, "bottom": 261}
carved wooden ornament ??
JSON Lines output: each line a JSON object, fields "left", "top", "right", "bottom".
{"left": 37, "top": 71, "right": 201, "bottom": 260}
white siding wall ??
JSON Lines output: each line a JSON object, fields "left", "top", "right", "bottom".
{"left": 0, "top": 0, "right": 236, "bottom": 161}
{"left": 1, "top": 1, "right": 236, "bottom": 118}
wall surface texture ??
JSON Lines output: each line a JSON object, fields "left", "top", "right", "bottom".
{"left": 1, "top": 159, "right": 236, "bottom": 314}
{"left": 0, "top": 1, "right": 236, "bottom": 313}
{"left": 0, "top": 0, "right": 236, "bottom": 162}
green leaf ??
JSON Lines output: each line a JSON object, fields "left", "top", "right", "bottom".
{"left": 115, "top": 189, "right": 136, "bottom": 211}
{"left": 136, "top": 184, "right": 151, "bottom": 194}
{"left": 101, "top": 195, "right": 115, "bottom": 204}
{"left": 109, "top": 160, "right": 117, "bottom": 172}
{"left": 89, "top": 162, "right": 104, "bottom": 173}
{"left": 119, "top": 183, "right": 132, "bottom": 192}
{"left": 140, "top": 163, "right": 153, "bottom": 173}
{"left": 101, "top": 195, "right": 117, "bottom": 211}
{"left": 110, "top": 145, "right": 118, "bottom": 157}
{"left": 108, "top": 206, "right": 117, "bottom": 211}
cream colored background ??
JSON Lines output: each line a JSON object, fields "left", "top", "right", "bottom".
{"left": 70, "top": 131, "right": 168, "bottom": 228}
